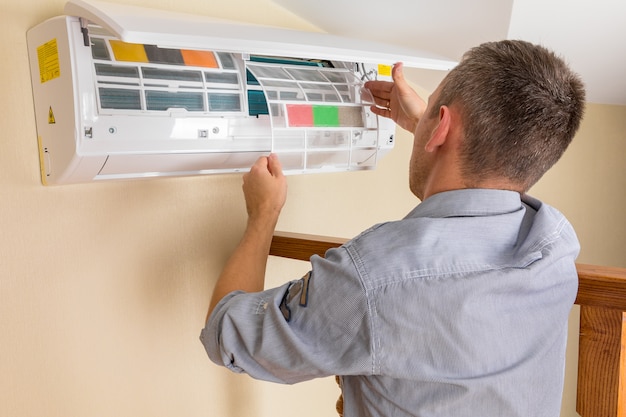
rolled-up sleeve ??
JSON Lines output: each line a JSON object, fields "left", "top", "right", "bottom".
{"left": 200, "top": 246, "right": 374, "bottom": 384}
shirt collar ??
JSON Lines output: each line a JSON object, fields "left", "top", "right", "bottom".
{"left": 405, "top": 189, "right": 524, "bottom": 219}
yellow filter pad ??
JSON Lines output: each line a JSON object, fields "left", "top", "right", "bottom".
{"left": 109, "top": 40, "right": 149, "bottom": 63}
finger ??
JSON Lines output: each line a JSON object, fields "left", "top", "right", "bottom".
{"left": 391, "top": 62, "right": 410, "bottom": 92}
{"left": 391, "top": 62, "right": 427, "bottom": 120}
{"left": 244, "top": 156, "right": 268, "bottom": 181}
{"left": 391, "top": 62, "right": 419, "bottom": 105}
{"left": 364, "top": 80, "right": 393, "bottom": 97}
{"left": 267, "top": 153, "right": 284, "bottom": 177}
{"left": 374, "top": 94, "right": 392, "bottom": 109}
{"left": 370, "top": 105, "right": 392, "bottom": 118}
{"left": 253, "top": 156, "right": 270, "bottom": 173}
{"left": 391, "top": 62, "right": 403, "bottom": 80}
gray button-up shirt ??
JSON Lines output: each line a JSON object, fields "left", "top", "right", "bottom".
{"left": 202, "top": 189, "right": 579, "bottom": 417}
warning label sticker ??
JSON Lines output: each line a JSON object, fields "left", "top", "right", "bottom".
{"left": 377, "top": 64, "right": 392, "bottom": 77}
{"left": 37, "top": 39, "right": 60, "bottom": 83}
{"left": 48, "top": 107, "right": 55, "bottom": 124}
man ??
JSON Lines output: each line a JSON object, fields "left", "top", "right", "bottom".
{"left": 201, "top": 40, "right": 586, "bottom": 417}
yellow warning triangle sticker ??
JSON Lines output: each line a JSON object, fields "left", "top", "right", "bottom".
{"left": 48, "top": 106, "right": 56, "bottom": 124}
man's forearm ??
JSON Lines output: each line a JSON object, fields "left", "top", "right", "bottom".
{"left": 205, "top": 215, "right": 278, "bottom": 323}
{"left": 205, "top": 154, "right": 286, "bottom": 324}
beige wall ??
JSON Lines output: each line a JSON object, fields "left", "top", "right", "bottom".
{"left": 530, "top": 103, "right": 626, "bottom": 268}
{"left": 1, "top": 0, "right": 625, "bottom": 416}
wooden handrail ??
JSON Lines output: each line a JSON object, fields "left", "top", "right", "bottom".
{"left": 575, "top": 263, "right": 626, "bottom": 311}
{"left": 269, "top": 231, "right": 347, "bottom": 262}
{"left": 270, "top": 231, "right": 626, "bottom": 417}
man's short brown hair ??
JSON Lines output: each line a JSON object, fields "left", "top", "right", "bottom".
{"left": 432, "top": 40, "right": 586, "bottom": 191}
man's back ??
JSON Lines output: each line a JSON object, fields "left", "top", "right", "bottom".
{"left": 204, "top": 189, "right": 579, "bottom": 417}
{"left": 335, "top": 189, "right": 579, "bottom": 416}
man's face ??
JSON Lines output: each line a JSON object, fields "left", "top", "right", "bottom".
{"left": 408, "top": 86, "right": 442, "bottom": 200}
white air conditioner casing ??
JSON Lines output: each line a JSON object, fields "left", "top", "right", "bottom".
{"left": 26, "top": 0, "right": 456, "bottom": 185}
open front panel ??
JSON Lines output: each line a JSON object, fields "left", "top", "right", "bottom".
{"left": 65, "top": 0, "right": 457, "bottom": 70}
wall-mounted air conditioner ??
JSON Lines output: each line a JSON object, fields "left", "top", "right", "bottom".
{"left": 26, "top": 0, "right": 456, "bottom": 185}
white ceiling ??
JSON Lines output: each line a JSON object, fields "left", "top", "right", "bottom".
{"left": 273, "top": 0, "right": 626, "bottom": 105}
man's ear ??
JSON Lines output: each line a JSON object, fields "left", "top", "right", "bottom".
{"left": 424, "top": 105, "right": 451, "bottom": 153}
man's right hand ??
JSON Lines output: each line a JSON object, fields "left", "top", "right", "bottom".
{"left": 365, "top": 63, "right": 427, "bottom": 134}
{"left": 242, "top": 153, "right": 287, "bottom": 225}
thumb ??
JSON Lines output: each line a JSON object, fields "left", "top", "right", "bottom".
{"left": 391, "top": 62, "right": 427, "bottom": 122}
{"left": 391, "top": 62, "right": 411, "bottom": 94}
{"left": 267, "top": 153, "right": 284, "bottom": 177}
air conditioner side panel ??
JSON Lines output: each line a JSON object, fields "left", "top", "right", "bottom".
{"left": 27, "top": 15, "right": 107, "bottom": 185}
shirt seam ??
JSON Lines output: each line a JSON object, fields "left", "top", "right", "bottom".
{"left": 363, "top": 258, "right": 542, "bottom": 291}
{"left": 345, "top": 244, "right": 379, "bottom": 376}
{"left": 527, "top": 216, "right": 567, "bottom": 253}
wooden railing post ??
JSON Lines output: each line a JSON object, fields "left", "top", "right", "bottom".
{"left": 575, "top": 264, "right": 626, "bottom": 417}
{"left": 269, "top": 233, "right": 626, "bottom": 417}
{"left": 577, "top": 306, "right": 626, "bottom": 417}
